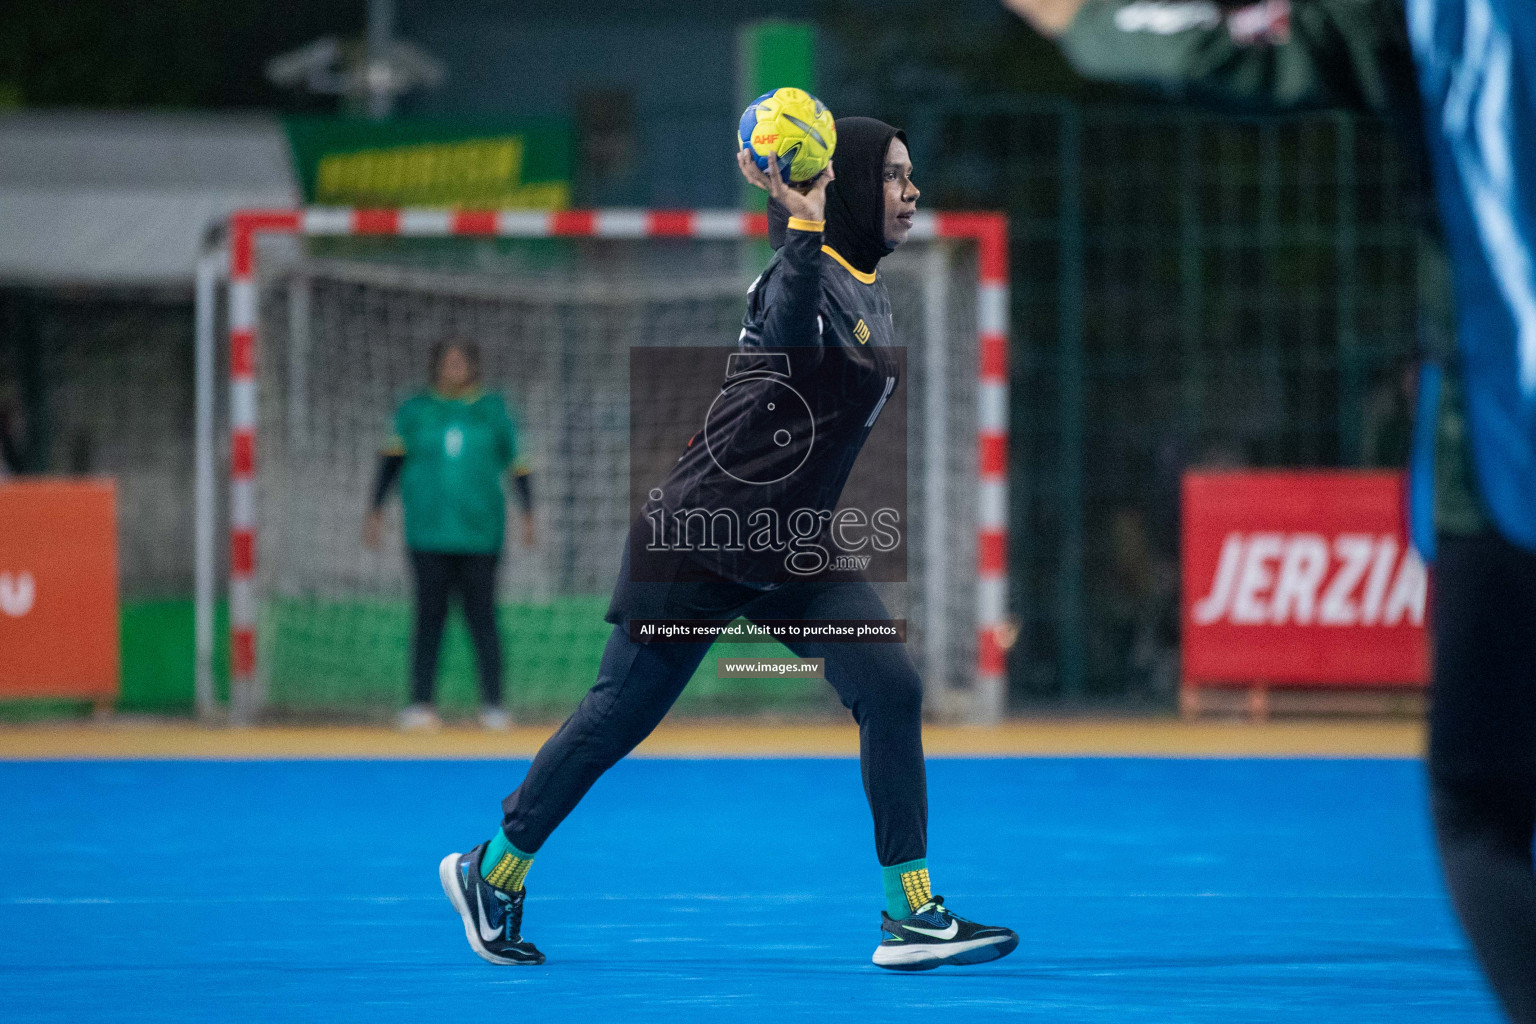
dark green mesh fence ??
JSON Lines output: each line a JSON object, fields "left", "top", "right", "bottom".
{"left": 905, "top": 99, "right": 1425, "bottom": 707}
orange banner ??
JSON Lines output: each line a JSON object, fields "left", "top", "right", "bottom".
{"left": 0, "top": 479, "right": 119, "bottom": 700}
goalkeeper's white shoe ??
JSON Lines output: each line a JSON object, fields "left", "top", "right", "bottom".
{"left": 873, "top": 897, "right": 1019, "bottom": 971}
{"left": 478, "top": 706, "right": 513, "bottom": 732}
{"left": 397, "top": 704, "right": 441, "bottom": 733}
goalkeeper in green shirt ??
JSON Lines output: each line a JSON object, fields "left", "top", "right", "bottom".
{"left": 364, "top": 339, "right": 535, "bottom": 732}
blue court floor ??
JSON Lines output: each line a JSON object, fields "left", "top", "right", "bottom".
{"left": 0, "top": 758, "right": 1501, "bottom": 1022}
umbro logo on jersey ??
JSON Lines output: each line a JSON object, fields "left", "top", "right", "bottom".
{"left": 853, "top": 318, "right": 871, "bottom": 344}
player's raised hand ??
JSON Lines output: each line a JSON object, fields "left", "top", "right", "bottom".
{"left": 999, "top": 0, "right": 1087, "bottom": 38}
{"left": 737, "top": 147, "right": 834, "bottom": 224}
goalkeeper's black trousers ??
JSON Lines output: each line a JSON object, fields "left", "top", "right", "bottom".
{"left": 1429, "top": 531, "right": 1536, "bottom": 1024}
{"left": 409, "top": 549, "right": 502, "bottom": 707}
{"left": 499, "top": 570, "right": 927, "bottom": 868}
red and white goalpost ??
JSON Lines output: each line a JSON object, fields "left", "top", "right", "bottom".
{"left": 202, "top": 207, "right": 1009, "bottom": 723}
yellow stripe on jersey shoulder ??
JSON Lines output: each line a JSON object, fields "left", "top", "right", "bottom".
{"left": 821, "top": 245, "right": 877, "bottom": 284}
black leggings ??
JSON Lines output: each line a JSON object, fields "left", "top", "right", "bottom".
{"left": 500, "top": 576, "right": 927, "bottom": 867}
{"left": 410, "top": 550, "right": 502, "bottom": 706}
{"left": 1429, "top": 531, "right": 1536, "bottom": 1024}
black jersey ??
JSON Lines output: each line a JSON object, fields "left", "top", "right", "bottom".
{"left": 629, "top": 219, "right": 901, "bottom": 590}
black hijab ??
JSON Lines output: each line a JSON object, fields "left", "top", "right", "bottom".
{"left": 768, "top": 116, "right": 905, "bottom": 276}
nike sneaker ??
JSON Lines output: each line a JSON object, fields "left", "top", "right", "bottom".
{"left": 872, "top": 896, "right": 1018, "bottom": 971}
{"left": 438, "top": 843, "right": 545, "bottom": 965}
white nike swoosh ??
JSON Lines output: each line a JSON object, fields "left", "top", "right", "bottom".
{"left": 475, "top": 887, "right": 502, "bottom": 943}
{"left": 903, "top": 920, "right": 959, "bottom": 940}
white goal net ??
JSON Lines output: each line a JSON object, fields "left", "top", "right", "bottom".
{"left": 206, "top": 211, "right": 1003, "bottom": 723}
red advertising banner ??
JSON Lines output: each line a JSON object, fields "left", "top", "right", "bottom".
{"left": 0, "top": 479, "right": 120, "bottom": 700}
{"left": 1181, "top": 471, "right": 1428, "bottom": 688}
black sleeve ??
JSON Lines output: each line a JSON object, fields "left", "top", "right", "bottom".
{"left": 744, "top": 218, "right": 827, "bottom": 360}
{"left": 371, "top": 453, "right": 404, "bottom": 509}
{"left": 0, "top": 431, "right": 21, "bottom": 474}
{"left": 512, "top": 468, "right": 533, "bottom": 514}
{"left": 0, "top": 409, "right": 22, "bottom": 473}
{"left": 1059, "top": 0, "right": 1416, "bottom": 116}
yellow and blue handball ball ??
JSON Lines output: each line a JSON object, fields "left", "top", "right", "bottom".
{"left": 738, "top": 87, "right": 836, "bottom": 185}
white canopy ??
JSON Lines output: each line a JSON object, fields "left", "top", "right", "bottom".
{"left": 0, "top": 112, "right": 300, "bottom": 287}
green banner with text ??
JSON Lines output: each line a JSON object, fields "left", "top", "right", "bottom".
{"left": 283, "top": 117, "right": 573, "bottom": 209}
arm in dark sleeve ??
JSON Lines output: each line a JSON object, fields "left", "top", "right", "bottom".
{"left": 512, "top": 466, "right": 533, "bottom": 514}
{"left": 371, "top": 454, "right": 404, "bottom": 509}
{"left": 1059, "top": 0, "right": 1415, "bottom": 115}
{"left": 0, "top": 427, "right": 21, "bottom": 473}
{"left": 746, "top": 218, "right": 827, "bottom": 358}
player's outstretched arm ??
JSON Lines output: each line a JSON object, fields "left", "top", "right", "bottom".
{"left": 736, "top": 149, "right": 834, "bottom": 354}
{"left": 1002, "top": 0, "right": 1414, "bottom": 116}
{"left": 1001, "top": 0, "right": 1086, "bottom": 38}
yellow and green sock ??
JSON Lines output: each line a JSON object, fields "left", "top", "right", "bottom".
{"left": 479, "top": 829, "right": 535, "bottom": 892}
{"left": 881, "top": 858, "right": 932, "bottom": 920}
